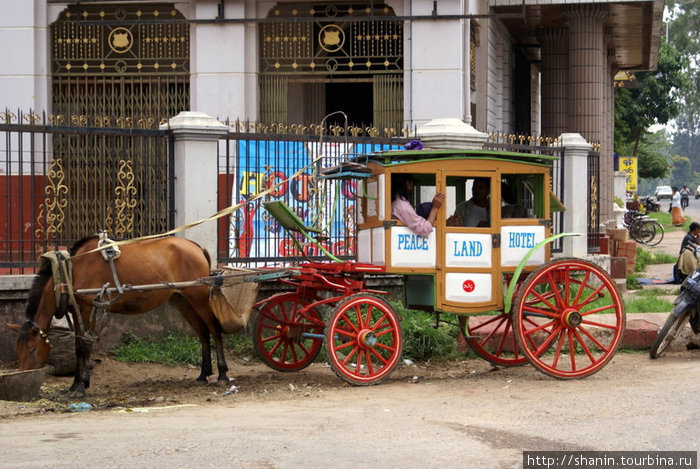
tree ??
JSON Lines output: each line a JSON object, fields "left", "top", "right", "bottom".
{"left": 614, "top": 40, "right": 689, "bottom": 165}
{"left": 670, "top": 155, "right": 693, "bottom": 187}
{"left": 666, "top": 1, "right": 700, "bottom": 171}
{"left": 618, "top": 129, "right": 674, "bottom": 180}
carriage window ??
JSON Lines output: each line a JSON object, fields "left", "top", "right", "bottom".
{"left": 445, "top": 176, "right": 491, "bottom": 227}
{"left": 501, "top": 174, "right": 543, "bottom": 218}
{"left": 390, "top": 173, "right": 437, "bottom": 218}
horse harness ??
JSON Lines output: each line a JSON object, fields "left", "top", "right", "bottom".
{"left": 39, "top": 233, "right": 124, "bottom": 344}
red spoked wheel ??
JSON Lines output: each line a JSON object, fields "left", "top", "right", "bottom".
{"left": 325, "top": 294, "right": 403, "bottom": 385}
{"left": 512, "top": 258, "right": 625, "bottom": 379}
{"left": 252, "top": 292, "right": 324, "bottom": 372}
{"left": 465, "top": 313, "right": 529, "bottom": 367}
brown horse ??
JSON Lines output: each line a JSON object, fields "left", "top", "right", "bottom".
{"left": 6, "top": 235, "right": 229, "bottom": 396}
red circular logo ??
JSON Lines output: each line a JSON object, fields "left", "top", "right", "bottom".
{"left": 462, "top": 280, "right": 475, "bottom": 292}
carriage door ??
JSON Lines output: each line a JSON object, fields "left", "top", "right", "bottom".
{"left": 438, "top": 171, "right": 501, "bottom": 313}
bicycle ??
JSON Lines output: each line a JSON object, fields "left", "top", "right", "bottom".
{"left": 623, "top": 210, "right": 665, "bottom": 246}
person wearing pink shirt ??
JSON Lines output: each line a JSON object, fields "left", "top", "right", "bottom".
{"left": 391, "top": 174, "right": 445, "bottom": 237}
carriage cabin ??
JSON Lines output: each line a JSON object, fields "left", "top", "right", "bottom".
{"left": 354, "top": 149, "right": 558, "bottom": 315}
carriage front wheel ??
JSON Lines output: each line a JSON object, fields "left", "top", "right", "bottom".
{"left": 325, "top": 294, "right": 403, "bottom": 385}
{"left": 252, "top": 292, "right": 324, "bottom": 372}
{"left": 512, "top": 258, "right": 625, "bottom": 379}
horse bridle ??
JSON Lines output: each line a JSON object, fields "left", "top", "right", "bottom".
{"left": 25, "top": 320, "right": 50, "bottom": 345}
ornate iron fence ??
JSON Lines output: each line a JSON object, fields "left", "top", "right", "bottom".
{"left": 0, "top": 109, "right": 173, "bottom": 274}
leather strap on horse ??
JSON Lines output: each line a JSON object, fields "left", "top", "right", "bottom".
{"left": 40, "top": 250, "right": 96, "bottom": 343}
{"left": 96, "top": 230, "right": 124, "bottom": 299}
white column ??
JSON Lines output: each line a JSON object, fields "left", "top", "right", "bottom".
{"left": 560, "top": 133, "right": 592, "bottom": 258}
{"left": 161, "top": 112, "right": 229, "bottom": 267}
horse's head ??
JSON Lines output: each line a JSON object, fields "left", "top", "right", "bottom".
{"left": 6, "top": 321, "right": 50, "bottom": 370}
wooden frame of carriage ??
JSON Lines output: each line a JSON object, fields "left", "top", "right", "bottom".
{"left": 11, "top": 147, "right": 626, "bottom": 395}
{"left": 250, "top": 148, "right": 626, "bottom": 385}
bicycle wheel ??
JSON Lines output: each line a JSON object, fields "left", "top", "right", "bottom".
{"left": 644, "top": 221, "right": 664, "bottom": 246}
{"left": 632, "top": 219, "right": 657, "bottom": 245}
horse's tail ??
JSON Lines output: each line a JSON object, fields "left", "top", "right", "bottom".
{"left": 25, "top": 260, "right": 53, "bottom": 321}
{"left": 201, "top": 247, "right": 212, "bottom": 272}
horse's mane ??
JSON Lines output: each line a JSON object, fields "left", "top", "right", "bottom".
{"left": 24, "top": 260, "right": 53, "bottom": 321}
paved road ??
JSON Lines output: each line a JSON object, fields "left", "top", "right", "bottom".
{"left": 1, "top": 352, "right": 698, "bottom": 469}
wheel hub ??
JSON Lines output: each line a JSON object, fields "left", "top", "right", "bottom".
{"left": 563, "top": 309, "right": 582, "bottom": 328}
{"left": 358, "top": 329, "right": 377, "bottom": 348}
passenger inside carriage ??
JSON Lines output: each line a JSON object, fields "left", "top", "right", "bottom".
{"left": 391, "top": 173, "right": 445, "bottom": 237}
{"left": 446, "top": 177, "right": 491, "bottom": 227}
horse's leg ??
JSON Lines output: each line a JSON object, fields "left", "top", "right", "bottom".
{"left": 210, "top": 322, "right": 229, "bottom": 382}
{"left": 69, "top": 307, "right": 93, "bottom": 396}
{"left": 180, "top": 292, "right": 229, "bottom": 382}
{"left": 170, "top": 295, "right": 213, "bottom": 381}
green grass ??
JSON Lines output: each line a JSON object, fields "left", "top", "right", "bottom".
{"left": 111, "top": 332, "right": 204, "bottom": 366}
{"left": 624, "top": 289, "right": 675, "bottom": 314}
{"left": 110, "top": 331, "right": 255, "bottom": 366}
{"left": 644, "top": 210, "right": 691, "bottom": 231}
{"left": 635, "top": 247, "right": 676, "bottom": 273}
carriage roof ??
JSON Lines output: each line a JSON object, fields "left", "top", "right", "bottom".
{"left": 359, "top": 148, "right": 558, "bottom": 168}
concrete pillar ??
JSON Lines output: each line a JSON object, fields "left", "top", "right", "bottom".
{"left": 566, "top": 5, "right": 612, "bottom": 231}
{"left": 565, "top": 5, "right": 608, "bottom": 144}
{"left": 161, "top": 111, "right": 229, "bottom": 267}
{"left": 415, "top": 118, "right": 488, "bottom": 150}
{"left": 536, "top": 28, "right": 569, "bottom": 139}
{"left": 560, "top": 133, "right": 592, "bottom": 258}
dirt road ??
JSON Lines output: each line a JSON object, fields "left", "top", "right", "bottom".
{"left": 1, "top": 350, "right": 698, "bottom": 468}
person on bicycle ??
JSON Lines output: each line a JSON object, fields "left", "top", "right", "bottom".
{"left": 680, "top": 185, "right": 691, "bottom": 209}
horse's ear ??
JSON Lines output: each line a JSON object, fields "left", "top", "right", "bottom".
{"left": 6, "top": 323, "right": 21, "bottom": 332}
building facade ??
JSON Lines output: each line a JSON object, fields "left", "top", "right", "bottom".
{"left": 1, "top": 0, "right": 664, "bottom": 229}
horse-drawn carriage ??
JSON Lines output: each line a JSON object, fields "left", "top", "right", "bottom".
{"left": 11, "top": 146, "right": 626, "bottom": 394}
{"left": 249, "top": 148, "right": 625, "bottom": 384}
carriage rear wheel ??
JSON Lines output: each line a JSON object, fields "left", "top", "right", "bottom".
{"left": 325, "top": 294, "right": 403, "bottom": 385}
{"left": 252, "top": 292, "right": 324, "bottom": 372}
{"left": 512, "top": 258, "right": 625, "bottom": 379}
{"left": 465, "top": 314, "right": 528, "bottom": 367}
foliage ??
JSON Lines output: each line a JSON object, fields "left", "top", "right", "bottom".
{"left": 666, "top": 1, "right": 700, "bottom": 174}
{"left": 614, "top": 40, "right": 689, "bottom": 169}
{"left": 618, "top": 131, "right": 674, "bottom": 180}
{"left": 670, "top": 155, "right": 693, "bottom": 187}
{"left": 394, "top": 302, "right": 459, "bottom": 361}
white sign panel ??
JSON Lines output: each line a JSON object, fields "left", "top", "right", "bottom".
{"left": 390, "top": 226, "right": 436, "bottom": 268}
{"left": 445, "top": 273, "right": 492, "bottom": 303}
{"left": 372, "top": 227, "right": 385, "bottom": 265}
{"left": 445, "top": 233, "right": 492, "bottom": 268}
{"left": 357, "top": 229, "right": 372, "bottom": 264}
{"left": 501, "top": 225, "right": 545, "bottom": 267}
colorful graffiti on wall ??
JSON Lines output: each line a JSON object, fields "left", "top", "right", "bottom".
{"left": 227, "top": 141, "right": 401, "bottom": 264}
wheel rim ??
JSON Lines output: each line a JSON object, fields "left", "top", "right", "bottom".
{"left": 645, "top": 222, "right": 664, "bottom": 246}
{"left": 326, "top": 295, "right": 402, "bottom": 385}
{"left": 254, "top": 293, "right": 324, "bottom": 371}
{"left": 466, "top": 314, "right": 528, "bottom": 366}
{"left": 513, "top": 259, "right": 625, "bottom": 379}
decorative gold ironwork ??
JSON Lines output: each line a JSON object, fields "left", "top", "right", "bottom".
{"left": 23, "top": 112, "right": 41, "bottom": 125}
{"left": 114, "top": 159, "right": 138, "bottom": 237}
{"left": 1, "top": 111, "right": 16, "bottom": 124}
{"left": 35, "top": 158, "right": 68, "bottom": 238}
{"left": 49, "top": 114, "right": 65, "bottom": 126}
{"left": 589, "top": 177, "right": 599, "bottom": 228}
